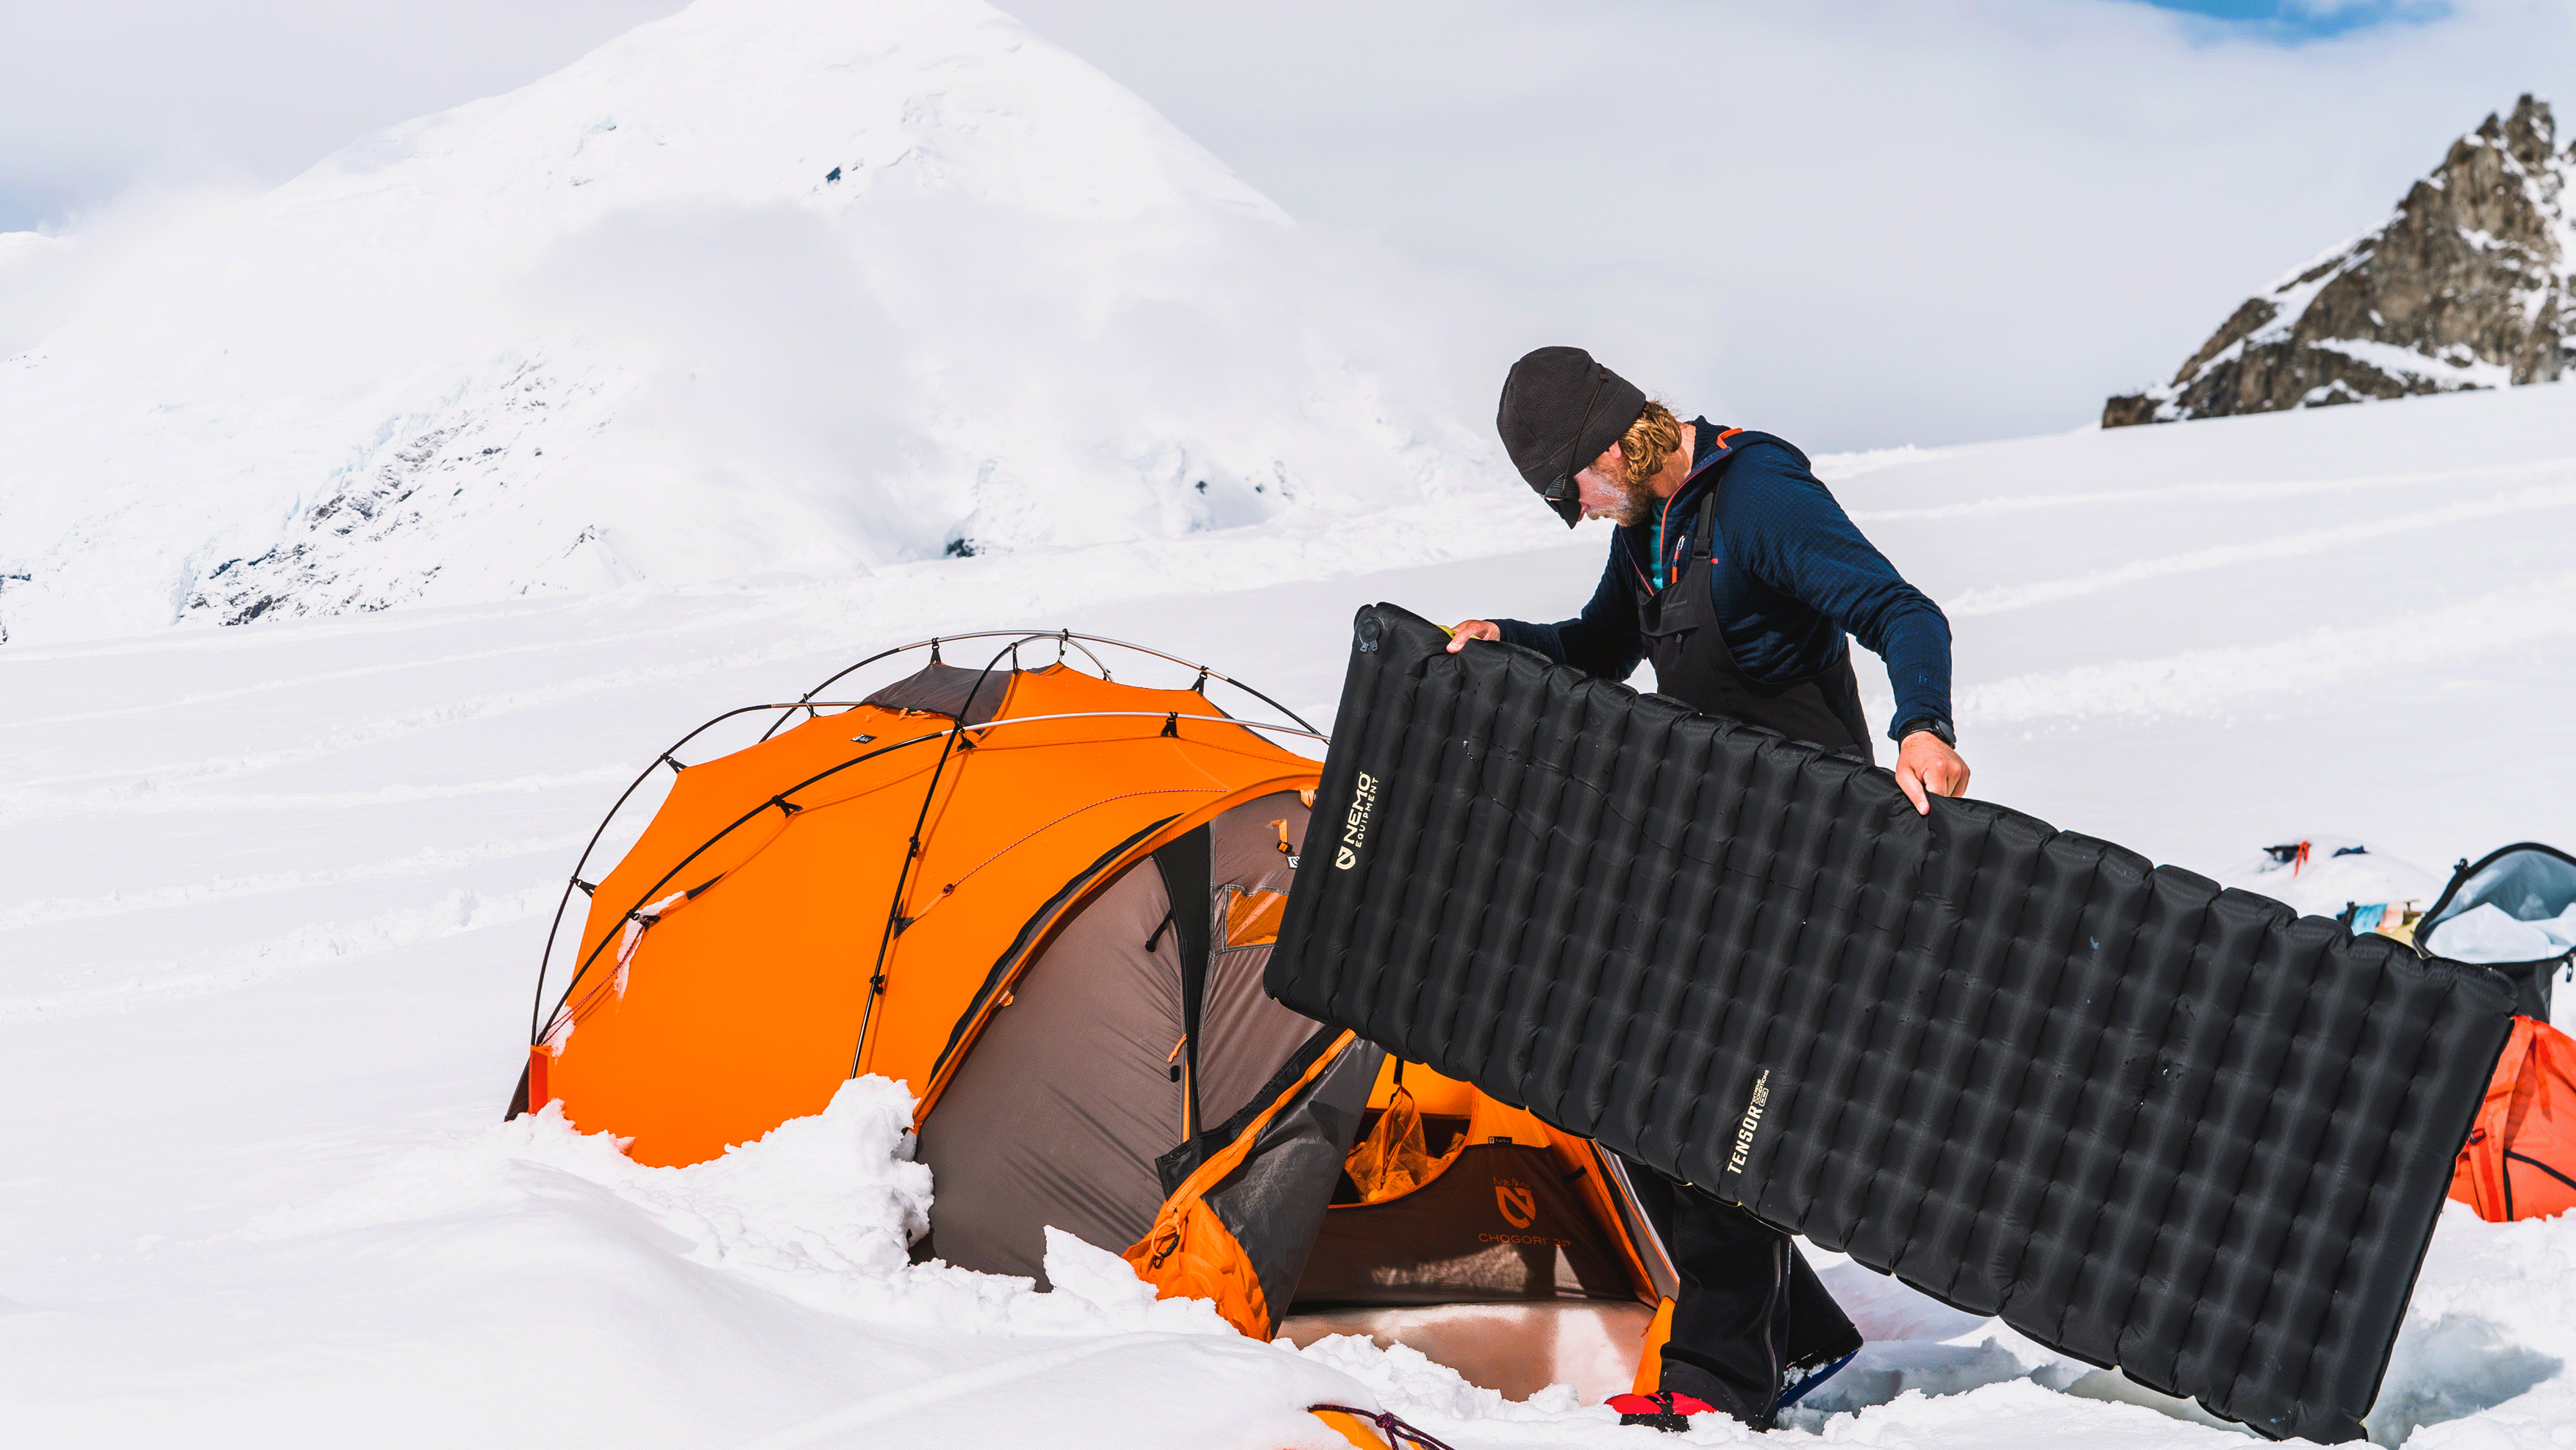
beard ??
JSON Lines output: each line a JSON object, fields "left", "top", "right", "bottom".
{"left": 1593, "top": 472, "right": 1657, "bottom": 528}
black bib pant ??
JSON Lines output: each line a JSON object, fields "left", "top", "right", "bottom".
{"left": 1623, "top": 491, "right": 1869, "bottom": 1426}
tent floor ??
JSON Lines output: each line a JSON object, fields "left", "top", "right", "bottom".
{"left": 1276, "top": 1299, "right": 1656, "bottom": 1402}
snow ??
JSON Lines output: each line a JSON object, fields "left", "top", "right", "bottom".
{"left": 1809, "top": 443, "right": 1951, "bottom": 482}
{"left": 8, "top": 375, "right": 2576, "bottom": 1446}
{"left": 2215, "top": 836, "right": 2444, "bottom": 921}
{"left": 9, "top": 5, "right": 2576, "bottom": 1447}
{"left": 0, "top": 0, "right": 1531, "bottom": 648}
{"left": 2311, "top": 338, "right": 2516, "bottom": 392}
{"left": 2, "top": 1071, "right": 1356, "bottom": 1448}
{"left": 2246, "top": 268, "right": 2349, "bottom": 349}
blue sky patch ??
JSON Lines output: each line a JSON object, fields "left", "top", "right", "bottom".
{"left": 2132, "top": 0, "right": 2452, "bottom": 42}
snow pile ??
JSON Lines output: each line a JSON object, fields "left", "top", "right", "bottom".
{"left": 250, "top": 1074, "right": 1231, "bottom": 1337}
{"left": 0, "top": 0, "right": 1526, "bottom": 648}
{"left": 0, "top": 1073, "right": 1370, "bottom": 1448}
{"left": 2214, "top": 835, "right": 2443, "bottom": 920}
{"left": 2356, "top": 1202, "right": 2576, "bottom": 1447}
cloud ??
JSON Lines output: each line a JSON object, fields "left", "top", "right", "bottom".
{"left": 0, "top": 180, "right": 260, "bottom": 358}
{"left": 1004, "top": 0, "right": 2576, "bottom": 449}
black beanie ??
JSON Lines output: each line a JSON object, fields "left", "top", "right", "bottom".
{"left": 1496, "top": 346, "right": 1647, "bottom": 527}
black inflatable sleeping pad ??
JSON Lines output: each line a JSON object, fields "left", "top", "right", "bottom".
{"left": 1267, "top": 604, "right": 2512, "bottom": 1443}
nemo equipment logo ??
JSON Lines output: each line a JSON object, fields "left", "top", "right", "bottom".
{"left": 1334, "top": 771, "right": 1378, "bottom": 870}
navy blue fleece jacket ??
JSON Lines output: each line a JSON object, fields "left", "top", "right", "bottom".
{"left": 1492, "top": 421, "right": 1953, "bottom": 741}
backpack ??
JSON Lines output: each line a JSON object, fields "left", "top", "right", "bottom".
{"left": 2416, "top": 843, "right": 2576, "bottom": 1021}
{"left": 2452, "top": 1015, "right": 2576, "bottom": 1222}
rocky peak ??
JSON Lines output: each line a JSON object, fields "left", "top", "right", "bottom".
{"left": 2105, "top": 95, "right": 2576, "bottom": 426}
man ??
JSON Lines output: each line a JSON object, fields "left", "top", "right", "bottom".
{"left": 1448, "top": 346, "right": 1969, "bottom": 1430}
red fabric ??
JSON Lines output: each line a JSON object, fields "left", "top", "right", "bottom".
{"left": 2452, "top": 1016, "right": 2576, "bottom": 1222}
{"left": 1606, "top": 1392, "right": 1716, "bottom": 1416}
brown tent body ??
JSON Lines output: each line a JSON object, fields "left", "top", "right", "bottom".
{"left": 518, "top": 636, "right": 1681, "bottom": 1414}
{"left": 918, "top": 790, "right": 1323, "bottom": 1281}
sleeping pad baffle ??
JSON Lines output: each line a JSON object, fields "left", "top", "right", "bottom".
{"left": 1265, "top": 603, "right": 2514, "bottom": 1443}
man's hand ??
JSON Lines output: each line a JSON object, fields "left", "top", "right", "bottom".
{"left": 1445, "top": 620, "right": 1500, "bottom": 653}
{"left": 1894, "top": 731, "right": 1969, "bottom": 815}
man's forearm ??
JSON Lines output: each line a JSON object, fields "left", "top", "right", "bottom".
{"left": 1492, "top": 616, "right": 1568, "bottom": 665}
{"left": 1489, "top": 615, "right": 1650, "bottom": 682}
{"left": 1878, "top": 605, "right": 1953, "bottom": 740}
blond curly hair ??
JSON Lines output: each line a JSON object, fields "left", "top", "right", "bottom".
{"left": 1617, "top": 401, "right": 1685, "bottom": 488}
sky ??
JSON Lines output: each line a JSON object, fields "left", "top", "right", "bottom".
{"left": 2148, "top": 0, "right": 2454, "bottom": 38}
{"left": 1, "top": 0, "right": 2570, "bottom": 450}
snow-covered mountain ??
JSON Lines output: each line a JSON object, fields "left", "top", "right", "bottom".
{"left": 2105, "top": 95, "right": 2576, "bottom": 426}
{"left": 0, "top": 0, "right": 1515, "bottom": 646}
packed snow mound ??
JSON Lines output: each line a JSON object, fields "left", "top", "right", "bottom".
{"left": 2215, "top": 834, "right": 2444, "bottom": 919}
{"left": 253, "top": 1074, "right": 1241, "bottom": 1338}
{"left": 0, "top": 0, "right": 1514, "bottom": 647}
{"left": 3, "top": 1073, "right": 1377, "bottom": 1447}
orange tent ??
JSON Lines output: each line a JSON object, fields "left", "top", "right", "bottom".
{"left": 515, "top": 632, "right": 1681, "bottom": 1439}
{"left": 525, "top": 633, "right": 1320, "bottom": 1165}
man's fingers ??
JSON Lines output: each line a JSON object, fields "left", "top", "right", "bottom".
{"left": 1896, "top": 763, "right": 1931, "bottom": 815}
{"left": 1445, "top": 621, "right": 1497, "bottom": 652}
{"left": 1895, "top": 734, "right": 1968, "bottom": 812}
